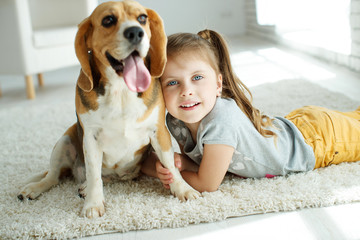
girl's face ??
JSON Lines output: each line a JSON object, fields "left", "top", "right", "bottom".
{"left": 161, "top": 51, "right": 222, "bottom": 130}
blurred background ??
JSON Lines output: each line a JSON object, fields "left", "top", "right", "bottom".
{"left": 0, "top": 0, "right": 358, "bottom": 101}
{"left": 116, "top": 0, "right": 358, "bottom": 70}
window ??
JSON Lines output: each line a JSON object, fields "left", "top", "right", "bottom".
{"left": 256, "top": 0, "right": 351, "bottom": 54}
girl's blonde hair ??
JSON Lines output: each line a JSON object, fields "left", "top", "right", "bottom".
{"left": 166, "top": 29, "right": 275, "bottom": 138}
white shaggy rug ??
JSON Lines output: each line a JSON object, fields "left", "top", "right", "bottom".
{"left": 1, "top": 79, "right": 360, "bottom": 239}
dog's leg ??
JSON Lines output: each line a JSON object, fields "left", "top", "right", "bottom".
{"left": 81, "top": 130, "right": 105, "bottom": 218}
{"left": 151, "top": 128, "right": 201, "bottom": 201}
{"left": 17, "top": 135, "right": 76, "bottom": 200}
{"left": 78, "top": 181, "right": 87, "bottom": 198}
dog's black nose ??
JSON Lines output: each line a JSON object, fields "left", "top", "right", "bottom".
{"left": 124, "top": 26, "right": 144, "bottom": 44}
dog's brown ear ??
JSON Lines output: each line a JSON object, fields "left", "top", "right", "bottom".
{"left": 75, "top": 17, "right": 93, "bottom": 92}
{"left": 146, "top": 9, "right": 167, "bottom": 78}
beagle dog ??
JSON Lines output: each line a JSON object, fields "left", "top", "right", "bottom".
{"left": 17, "top": 0, "right": 200, "bottom": 218}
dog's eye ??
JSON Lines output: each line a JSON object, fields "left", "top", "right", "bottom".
{"left": 137, "top": 14, "right": 147, "bottom": 25}
{"left": 102, "top": 15, "right": 117, "bottom": 28}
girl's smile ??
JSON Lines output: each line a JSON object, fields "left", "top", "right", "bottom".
{"left": 179, "top": 101, "right": 201, "bottom": 110}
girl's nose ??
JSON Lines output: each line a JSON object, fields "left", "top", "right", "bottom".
{"left": 180, "top": 85, "right": 193, "bottom": 97}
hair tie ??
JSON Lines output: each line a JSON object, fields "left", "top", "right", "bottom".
{"left": 197, "top": 29, "right": 211, "bottom": 42}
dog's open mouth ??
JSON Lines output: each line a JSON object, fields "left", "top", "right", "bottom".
{"left": 106, "top": 51, "right": 151, "bottom": 92}
{"left": 106, "top": 51, "right": 124, "bottom": 74}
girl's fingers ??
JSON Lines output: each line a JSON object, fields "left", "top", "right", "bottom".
{"left": 158, "top": 172, "right": 173, "bottom": 182}
{"left": 159, "top": 172, "right": 172, "bottom": 178}
{"left": 160, "top": 178, "right": 173, "bottom": 185}
{"left": 155, "top": 160, "right": 170, "bottom": 174}
{"left": 174, "top": 153, "right": 182, "bottom": 170}
{"left": 175, "top": 159, "right": 181, "bottom": 169}
{"left": 155, "top": 160, "right": 175, "bottom": 188}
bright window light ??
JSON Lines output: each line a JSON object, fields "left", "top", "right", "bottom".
{"left": 256, "top": 0, "right": 351, "bottom": 55}
{"left": 231, "top": 47, "right": 336, "bottom": 87}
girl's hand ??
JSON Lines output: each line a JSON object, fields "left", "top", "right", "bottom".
{"left": 156, "top": 153, "right": 182, "bottom": 189}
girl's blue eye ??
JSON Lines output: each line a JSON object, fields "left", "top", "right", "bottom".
{"left": 193, "top": 75, "right": 203, "bottom": 81}
{"left": 167, "top": 80, "right": 178, "bottom": 86}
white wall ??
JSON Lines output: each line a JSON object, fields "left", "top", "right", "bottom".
{"left": 98, "top": 0, "right": 246, "bottom": 37}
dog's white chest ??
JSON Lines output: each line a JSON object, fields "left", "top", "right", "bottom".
{"left": 80, "top": 76, "right": 159, "bottom": 169}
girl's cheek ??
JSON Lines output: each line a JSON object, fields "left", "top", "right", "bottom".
{"left": 163, "top": 94, "right": 174, "bottom": 108}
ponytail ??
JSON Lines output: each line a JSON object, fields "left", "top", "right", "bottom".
{"left": 197, "top": 30, "right": 276, "bottom": 138}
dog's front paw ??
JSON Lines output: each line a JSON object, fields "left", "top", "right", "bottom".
{"left": 81, "top": 199, "right": 105, "bottom": 218}
{"left": 175, "top": 188, "right": 201, "bottom": 201}
{"left": 170, "top": 181, "right": 201, "bottom": 201}
{"left": 17, "top": 183, "right": 43, "bottom": 201}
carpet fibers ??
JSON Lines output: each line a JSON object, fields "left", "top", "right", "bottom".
{"left": 1, "top": 79, "right": 360, "bottom": 239}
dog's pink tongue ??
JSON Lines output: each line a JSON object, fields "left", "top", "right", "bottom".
{"left": 123, "top": 54, "right": 151, "bottom": 92}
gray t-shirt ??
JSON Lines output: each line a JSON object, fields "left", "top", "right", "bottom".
{"left": 166, "top": 97, "right": 315, "bottom": 178}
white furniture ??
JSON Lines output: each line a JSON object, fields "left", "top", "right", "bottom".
{"left": 0, "top": 0, "right": 98, "bottom": 99}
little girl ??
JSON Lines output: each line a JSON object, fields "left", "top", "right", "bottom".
{"left": 141, "top": 29, "right": 360, "bottom": 193}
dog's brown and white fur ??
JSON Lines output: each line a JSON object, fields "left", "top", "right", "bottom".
{"left": 17, "top": 0, "right": 200, "bottom": 218}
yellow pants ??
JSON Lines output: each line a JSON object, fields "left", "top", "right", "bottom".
{"left": 285, "top": 106, "right": 360, "bottom": 169}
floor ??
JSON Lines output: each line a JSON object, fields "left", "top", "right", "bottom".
{"left": 1, "top": 35, "right": 360, "bottom": 239}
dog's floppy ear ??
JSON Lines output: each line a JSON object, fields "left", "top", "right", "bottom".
{"left": 75, "top": 17, "right": 93, "bottom": 92}
{"left": 146, "top": 9, "right": 167, "bottom": 78}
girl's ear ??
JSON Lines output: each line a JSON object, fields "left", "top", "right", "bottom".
{"left": 216, "top": 74, "right": 223, "bottom": 97}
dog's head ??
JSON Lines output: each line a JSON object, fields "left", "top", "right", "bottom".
{"left": 75, "top": 0, "right": 167, "bottom": 93}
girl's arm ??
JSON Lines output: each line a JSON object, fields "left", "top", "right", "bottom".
{"left": 157, "top": 144, "right": 234, "bottom": 193}
{"left": 140, "top": 149, "right": 198, "bottom": 182}
{"left": 181, "top": 144, "right": 234, "bottom": 192}
{"left": 140, "top": 151, "right": 161, "bottom": 178}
